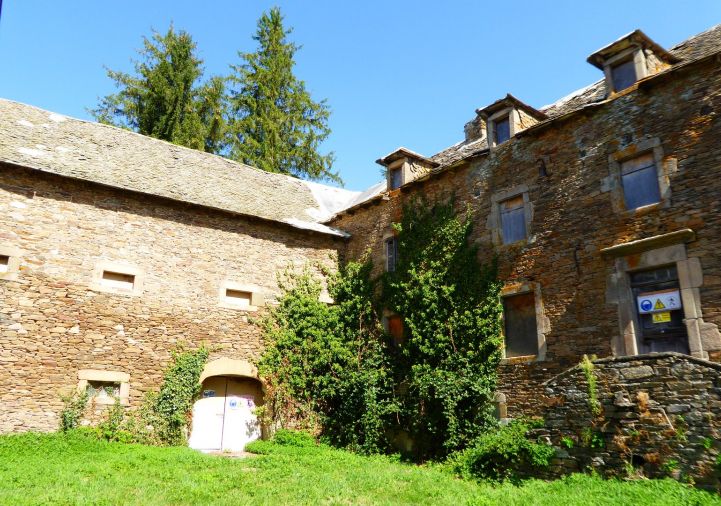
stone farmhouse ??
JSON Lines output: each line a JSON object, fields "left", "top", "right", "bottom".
{"left": 1, "top": 24, "right": 721, "bottom": 464}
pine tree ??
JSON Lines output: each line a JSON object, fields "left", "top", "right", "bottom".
{"left": 228, "top": 8, "right": 339, "bottom": 184}
{"left": 91, "top": 25, "right": 228, "bottom": 154}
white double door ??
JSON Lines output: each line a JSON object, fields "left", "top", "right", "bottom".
{"left": 188, "top": 376, "right": 262, "bottom": 452}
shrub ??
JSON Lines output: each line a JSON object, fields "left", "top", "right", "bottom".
{"left": 449, "top": 420, "right": 554, "bottom": 482}
{"left": 59, "top": 389, "right": 89, "bottom": 432}
{"left": 272, "top": 429, "right": 316, "bottom": 447}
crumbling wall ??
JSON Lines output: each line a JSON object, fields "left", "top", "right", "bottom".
{"left": 538, "top": 353, "right": 721, "bottom": 489}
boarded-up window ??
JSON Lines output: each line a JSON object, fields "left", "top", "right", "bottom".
{"left": 389, "top": 168, "right": 403, "bottom": 190}
{"left": 611, "top": 59, "right": 637, "bottom": 92}
{"left": 621, "top": 153, "right": 660, "bottom": 210}
{"left": 500, "top": 196, "right": 527, "bottom": 244}
{"left": 494, "top": 116, "right": 511, "bottom": 144}
{"left": 503, "top": 292, "right": 538, "bottom": 358}
{"left": 385, "top": 237, "right": 399, "bottom": 272}
{"left": 386, "top": 315, "right": 405, "bottom": 346}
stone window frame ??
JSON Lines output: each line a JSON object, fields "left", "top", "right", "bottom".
{"left": 90, "top": 260, "right": 144, "bottom": 297}
{"left": 218, "top": 280, "right": 264, "bottom": 312}
{"left": 500, "top": 281, "right": 549, "bottom": 364}
{"left": 487, "top": 107, "right": 517, "bottom": 148}
{"left": 487, "top": 184, "right": 534, "bottom": 247}
{"left": 387, "top": 159, "right": 405, "bottom": 191}
{"left": 383, "top": 229, "right": 399, "bottom": 273}
{"left": 0, "top": 245, "right": 22, "bottom": 281}
{"left": 602, "top": 46, "right": 648, "bottom": 94}
{"left": 604, "top": 137, "right": 674, "bottom": 215}
{"left": 77, "top": 369, "right": 130, "bottom": 406}
{"left": 603, "top": 229, "right": 721, "bottom": 360}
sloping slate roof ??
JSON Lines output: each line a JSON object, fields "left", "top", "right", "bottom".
{"left": 329, "top": 24, "right": 721, "bottom": 219}
{"left": 0, "top": 98, "right": 358, "bottom": 236}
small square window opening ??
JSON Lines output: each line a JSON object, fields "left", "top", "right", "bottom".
{"left": 87, "top": 380, "right": 121, "bottom": 400}
{"left": 500, "top": 196, "right": 527, "bottom": 244}
{"left": 611, "top": 59, "right": 637, "bottom": 92}
{"left": 503, "top": 292, "right": 539, "bottom": 358}
{"left": 389, "top": 168, "right": 403, "bottom": 190}
{"left": 225, "top": 289, "right": 252, "bottom": 308}
{"left": 494, "top": 116, "right": 511, "bottom": 145}
{"left": 0, "top": 255, "right": 9, "bottom": 273}
{"left": 385, "top": 237, "right": 399, "bottom": 272}
{"left": 621, "top": 153, "right": 661, "bottom": 210}
{"left": 101, "top": 270, "right": 135, "bottom": 290}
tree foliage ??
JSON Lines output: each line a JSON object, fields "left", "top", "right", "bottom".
{"left": 91, "top": 25, "right": 228, "bottom": 153}
{"left": 259, "top": 197, "right": 502, "bottom": 459}
{"left": 227, "top": 7, "right": 339, "bottom": 183}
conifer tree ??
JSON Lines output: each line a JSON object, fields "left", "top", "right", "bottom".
{"left": 91, "top": 25, "right": 228, "bottom": 154}
{"left": 228, "top": 8, "right": 339, "bottom": 184}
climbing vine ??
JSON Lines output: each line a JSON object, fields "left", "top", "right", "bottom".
{"left": 580, "top": 354, "right": 602, "bottom": 417}
{"left": 259, "top": 195, "right": 503, "bottom": 460}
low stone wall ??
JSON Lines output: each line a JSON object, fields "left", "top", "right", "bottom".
{"left": 538, "top": 353, "right": 721, "bottom": 490}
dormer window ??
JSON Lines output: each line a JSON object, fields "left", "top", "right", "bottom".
{"left": 587, "top": 30, "right": 678, "bottom": 97}
{"left": 389, "top": 167, "right": 403, "bottom": 190}
{"left": 377, "top": 147, "right": 439, "bottom": 191}
{"left": 477, "top": 94, "right": 546, "bottom": 149}
{"left": 493, "top": 115, "right": 511, "bottom": 145}
{"left": 610, "top": 58, "right": 637, "bottom": 92}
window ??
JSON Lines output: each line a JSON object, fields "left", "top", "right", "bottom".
{"left": 219, "top": 281, "right": 263, "bottom": 311}
{"left": 92, "top": 261, "right": 143, "bottom": 296}
{"left": 503, "top": 292, "right": 538, "bottom": 358}
{"left": 494, "top": 116, "right": 511, "bottom": 145}
{"left": 101, "top": 270, "right": 135, "bottom": 291}
{"left": 87, "top": 380, "right": 121, "bottom": 401}
{"left": 224, "top": 289, "right": 252, "bottom": 309}
{"left": 500, "top": 196, "right": 527, "bottom": 244}
{"left": 385, "top": 237, "right": 399, "bottom": 272}
{"left": 389, "top": 167, "right": 403, "bottom": 190}
{"left": 621, "top": 153, "right": 661, "bottom": 210}
{"left": 384, "top": 314, "right": 405, "bottom": 346}
{"left": 611, "top": 59, "right": 637, "bottom": 92}
{"left": 0, "top": 255, "right": 8, "bottom": 273}
{"left": 77, "top": 369, "right": 130, "bottom": 406}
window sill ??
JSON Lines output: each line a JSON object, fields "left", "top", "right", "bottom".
{"left": 500, "top": 354, "right": 540, "bottom": 365}
{"left": 219, "top": 302, "right": 259, "bottom": 312}
{"left": 623, "top": 201, "right": 663, "bottom": 216}
{"left": 90, "top": 284, "right": 142, "bottom": 297}
{"left": 90, "top": 396, "right": 129, "bottom": 406}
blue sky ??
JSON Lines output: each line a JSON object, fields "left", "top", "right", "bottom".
{"left": 1, "top": 1, "right": 718, "bottom": 191}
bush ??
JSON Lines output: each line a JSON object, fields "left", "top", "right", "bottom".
{"left": 449, "top": 420, "right": 554, "bottom": 482}
{"left": 273, "top": 429, "right": 316, "bottom": 447}
{"left": 59, "top": 389, "right": 89, "bottom": 432}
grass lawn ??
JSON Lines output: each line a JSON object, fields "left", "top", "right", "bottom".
{"left": 0, "top": 432, "right": 719, "bottom": 505}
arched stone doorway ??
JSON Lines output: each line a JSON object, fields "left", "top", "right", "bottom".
{"left": 188, "top": 358, "right": 263, "bottom": 452}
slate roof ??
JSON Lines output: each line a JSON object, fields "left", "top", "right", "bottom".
{"left": 329, "top": 24, "right": 721, "bottom": 220}
{"left": 0, "top": 98, "right": 358, "bottom": 237}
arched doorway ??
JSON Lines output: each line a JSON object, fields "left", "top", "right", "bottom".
{"left": 188, "top": 359, "right": 263, "bottom": 452}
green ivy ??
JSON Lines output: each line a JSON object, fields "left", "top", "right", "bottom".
{"left": 259, "top": 195, "right": 503, "bottom": 460}
{"left": 580, "top": 355, "right": 601, "bottom": 417}
{"left": 59, "top": 389, "right": 89, "bottom": 432}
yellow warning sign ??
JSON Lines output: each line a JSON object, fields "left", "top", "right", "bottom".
{"left": 653, "top": 299, "right": 666, "bottom": 310}
{"left": 652, "top": 311, "right": 671, "bottom": 323}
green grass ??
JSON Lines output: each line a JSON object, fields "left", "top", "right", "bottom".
{"left": 0, "top": 432, "right": 718, "bottom": 505}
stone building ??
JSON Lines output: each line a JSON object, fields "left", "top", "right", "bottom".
{"left": 1, "top": 24, "right": 721, "bottom": 465}
{"left": 328, "top": 25, "right": 721, "bottom": 417}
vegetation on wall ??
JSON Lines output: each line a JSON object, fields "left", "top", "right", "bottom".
{"left": 63, "top": 346, "right": 209, "bottom": 446}
{"left": 258, "top": 196, "right": 503, "bottom": 460}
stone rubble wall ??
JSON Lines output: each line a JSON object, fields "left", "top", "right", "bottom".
{"left": 537, "top": 353, "right": 721, "bottom": 490}
{"left": 0, "top": 165, "right": 340, "bottom": 432}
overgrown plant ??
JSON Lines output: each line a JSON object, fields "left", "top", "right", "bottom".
{"left": 59, "top": 389, "right": 89, "bottom": 432}
{"left": 259, "top": 196, "right": 503, "bottom": 460}
{"left": 580, "top": 355, "right": 601, "bottom": 417}
{"left": 449, "top": 419, "right": 554, "bottom": 482}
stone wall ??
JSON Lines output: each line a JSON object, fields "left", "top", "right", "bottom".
{"left": 332, "top": 54, "right": 721, "bottom": 417}
{"left": 538, "top": 353, "right": 721, "bottom": 490}
{"left": 0, "top": 164, "right": 341, "bottom": 432}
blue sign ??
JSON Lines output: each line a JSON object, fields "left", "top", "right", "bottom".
{"left": 229, "top": 399, "right": 238, "bottom": 409}
{"left": 640, "top": 300, "right": 653, "bottom": 312}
